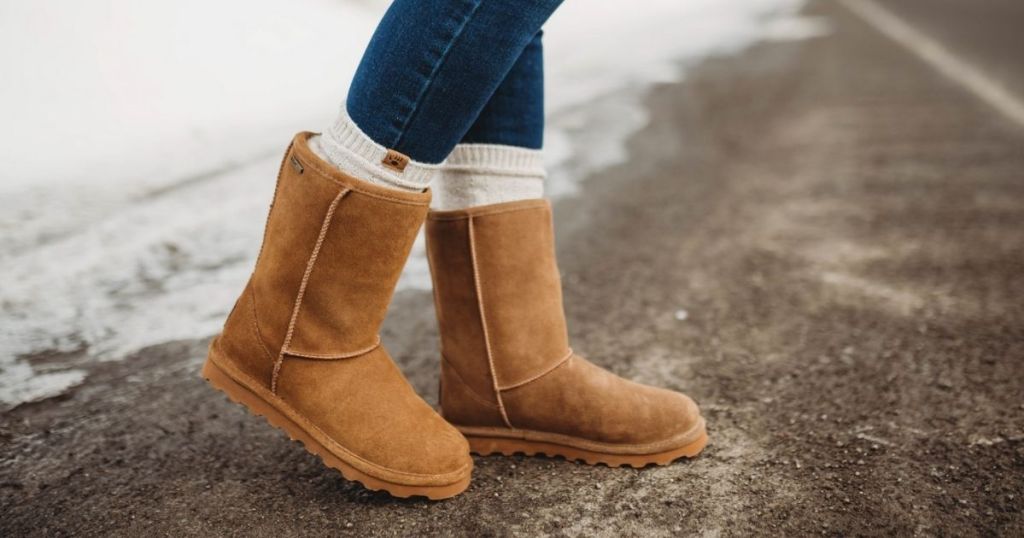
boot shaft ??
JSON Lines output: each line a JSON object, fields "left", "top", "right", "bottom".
{"left": 205, "top": 134, "right": 475, "bottom": 497}
{"left": 425, "top": 200, "right": 571, "bottom": 403}
{"left": 219, "top": 133, "right": 430, "bottom": 388}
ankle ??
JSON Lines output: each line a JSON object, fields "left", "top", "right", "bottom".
{"left": 433, "top": 144, "right": 545, "bottom": 210}
{"left": 310, "top": 108, "right": 441, "bottom": 193}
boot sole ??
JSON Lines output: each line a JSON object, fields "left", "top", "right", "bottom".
{"left": 202, "top": 356, "right": 471, "bottom": 500}
{"left": 457, "top": 420, "right": 708, "bottom": 468}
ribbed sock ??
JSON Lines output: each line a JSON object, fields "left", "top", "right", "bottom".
{"left": 309, "top": 108, "right": 441, "bottom": 192}
{"left": 433, "top": 144, "right": 545, "bottom": 210}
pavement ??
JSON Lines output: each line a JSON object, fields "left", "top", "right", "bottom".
{"left": 2, "top": 1, "right": 1023, "bottom": 535}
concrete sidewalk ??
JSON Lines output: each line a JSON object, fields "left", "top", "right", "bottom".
{"left": 2, "top": 1, "right": 1023, "bottom": 535}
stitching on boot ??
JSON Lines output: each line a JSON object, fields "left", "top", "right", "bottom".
{"left": 271, "top": 188, "right": 350, "bottom": 393}
{"left": 426, "top": 239, "right": 504, "bottom": 410}
{"left": 440, "top": 354, "right": 501, "bottom": 409}
{"left": 249, "top": 142, "right": 294, "bottom": 333}
{"left": 209, "top": 355, "right": 473, "bottom": 481}
{"left": 283, "top": 336, "right": 382, "bottom": 360}
{"left": 467, "top": 216, "right": 514, "bottom": 429}
{"left": 497, "top": 348, "right": 574, "bottom": 392}
{"left": 248, "top": 286, "right": 276, "bottom": 364}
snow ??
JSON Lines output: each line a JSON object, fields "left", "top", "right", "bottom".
{"left": 0, "top": 0, "right": 820, "bottom": 409}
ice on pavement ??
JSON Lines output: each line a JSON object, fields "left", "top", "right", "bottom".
{"left": 0, "top": 0, "right": 817, "bottom": 409}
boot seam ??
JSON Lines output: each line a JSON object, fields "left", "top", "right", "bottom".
{"left": 248, "top": 286, "right": 277, "bottom": 365}
{"left": 467, "top": 216, "right": 514, "bottom": 429}
{"left": 210, "top": 353, "right": 473, "bottom": 482}
{"left": 497, "top": 349, "right": 574, "bottom": 392}
{"left": 249, "top": 288, "right": 279, "bottom": 364}
{"left": 271, "top": 188, "right": 350, "bottom": 393}
{"left": 440, "top": 353, "right": 501, "bottom": 409}
{"left": 283, "top": 336, "right": 381, "bottom": 360}
{"left": 217, "top": 283, "right": 276, "bottom": 388}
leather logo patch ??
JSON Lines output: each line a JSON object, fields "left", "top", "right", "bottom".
{"left": 382, "top": 149, "right": 410, "bottom": 172}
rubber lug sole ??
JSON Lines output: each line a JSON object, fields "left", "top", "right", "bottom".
{"left": 202, "top": 358, "right": 470, "bottom": 500}
{"left": 463, "top": 427, "right": 708, "bottom": 468}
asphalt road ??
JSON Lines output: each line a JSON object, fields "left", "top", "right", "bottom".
{"left": 881, "top": 0, "right": 1024, "bottom": 99}
{"left": 2, "top": 1, "right": 1023, "bottom": 535}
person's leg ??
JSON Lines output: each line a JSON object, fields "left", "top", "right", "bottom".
{"left": 459, "top": 30, "right": 545, "bottom": 150}
{"left": 206, "top": 0, "right": 563, "bottom": 500}
{"left": 432, "top": 31, "right": 546, "bottom": 210}
{"left": 424, "top": 32, "right": 709, "bottom": 466}
{"left": 312, "top": 0, "right": 563, "bottom": 192}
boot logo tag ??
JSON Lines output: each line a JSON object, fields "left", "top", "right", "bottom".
{"left": 382, "top": 149, "right": 410, "bottom": 173}
{"left": 289, "top": 155, "right": 304, "bottom": 174}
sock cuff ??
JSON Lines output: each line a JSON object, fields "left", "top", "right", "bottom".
{"left": 319, "top": 108, "right": 442, "bottom": 190}
{"left": 444, "top": 144, "right": 546, "bottom": 179}
{"left": 433, "top": 144, "right": 546, "bottom": 210}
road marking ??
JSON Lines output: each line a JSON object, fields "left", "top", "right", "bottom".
{"left": 839, "top": 0, "right": 1024, "bottom": 128}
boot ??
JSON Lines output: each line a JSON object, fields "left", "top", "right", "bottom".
{"left": 425, "top": 199, "right": 707, "bottom": 467}
{"left": 202, "top": 133, "right": 472, "bottom": 499}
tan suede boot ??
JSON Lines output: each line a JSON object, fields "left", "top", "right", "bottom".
{"left": 425, "top": 199, "right": 707, "bottom": 467}
{"left": 202, "top": 133, "right": 472, "bottom": 499}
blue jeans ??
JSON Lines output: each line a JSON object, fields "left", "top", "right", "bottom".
{"left": 346, "top": 0, "right": 563, "bottom": 164}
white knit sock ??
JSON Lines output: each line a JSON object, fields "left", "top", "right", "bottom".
{"left": 309, "top": 108, "right": 442, "bottom": 192}
{"left": 433, "top": 144, "right": 545, "bottom": 210}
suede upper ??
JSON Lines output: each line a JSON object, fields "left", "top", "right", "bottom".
{"left": 426, "top": 199, "right": 703, "bottom": 452}
{"left": 429, "top": 200, "right": 570, "bottom": 392}
{"left": 253, "top": 133, "right": 431, "bottom": 360}
{"left": 210, "top": 133, "right": 471, "bottom": 487}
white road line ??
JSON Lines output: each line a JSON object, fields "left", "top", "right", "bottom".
{"left": 839, "top": 0, "right": 1024, "bottom": 128}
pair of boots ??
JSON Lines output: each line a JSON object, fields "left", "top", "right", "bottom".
{"left": 202, "top": 133, "right": 707, "bottom": 499}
